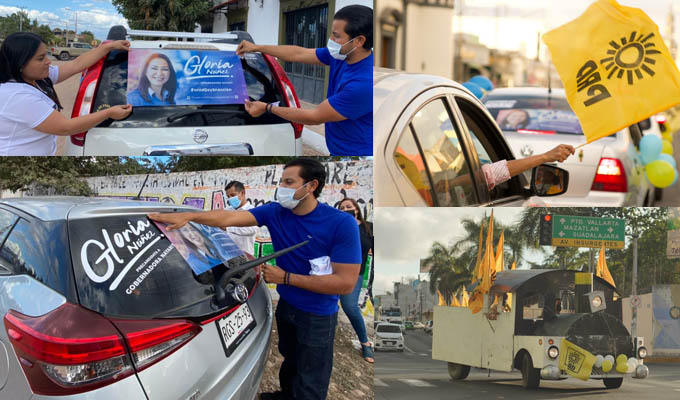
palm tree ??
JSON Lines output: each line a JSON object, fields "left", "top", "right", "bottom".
{"left": 424, "top": 241, "right": 471, "bottom": 305}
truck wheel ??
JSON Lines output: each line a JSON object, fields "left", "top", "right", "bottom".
{"left": 521, "top": 354, "right": 540, "bottom": 389}
{"left": 603, "top": 378, "right": 623, "bottom": 389}
{"left": 59, "top": 52, "right": 70, "bottom": 61}
{"left": 447, "top": 362, "right": 471, "bottom": 380}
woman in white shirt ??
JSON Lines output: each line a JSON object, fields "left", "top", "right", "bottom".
{"left": 0, "top": 32, "right": 133, "bottom": 156}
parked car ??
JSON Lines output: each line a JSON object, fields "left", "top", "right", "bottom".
{"left": 404, "top": 321, "right": 414, "bottom": 330}
{"left": 48, "top": 42, "right": 93, "bottom": 60}
{"left": 413, "top": 321, "right": 425, "bottom": 329}
{"left": 373, "top": 68, "right": 569, "bottom": 207}
{"left": 424, "top": 320, "right": 433, "bottom": 334}
{"left": 483, "top": 87, "right": 653, "bottom": 206}
{"left": 65, "top": 27, "right": 303, "bottom": 156}
{"left": 0, "top": 197, "right": 278, "bottom": 399}
{"left": 375, "top": 323, "right": 405, "bottom": 352}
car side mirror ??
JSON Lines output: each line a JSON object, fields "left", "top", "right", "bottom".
{"left": 531, "top": 164, "right": 569, "bottom": 197}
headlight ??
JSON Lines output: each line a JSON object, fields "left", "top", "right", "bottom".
{"left": 592, "top": 295, "right": 602, "bottom": 308}
{"left": 548, "top": 346, "right": 559, "bottom": 359}
{"left": 638, "top": 346, "right": 647, "bottom": 359}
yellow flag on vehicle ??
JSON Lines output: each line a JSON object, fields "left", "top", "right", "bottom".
{"left": 494, "top": 230, "right": 505, "bottom": 278}
{"left": 559, "top": 339, "right": 598, "bottom": 380}
{"left": 543, "top": 0, "right": 680, "bottom": 143}
{"left": 479, "top": 212, "right": 495, "bottom": 294}
{"left": 437, "top": 290, "right": 446, "bottom": 306}
{"left": 597, "top": 244, "right": 616, "bottom": 287}
{"left": 450, "top": 293, "right": 460, "bottom": 307}
{"left": 472, "top": 221, "right": 485, "bottom": 283}
{"left": 461, "top": 286, "right": 469, "bottom": 307}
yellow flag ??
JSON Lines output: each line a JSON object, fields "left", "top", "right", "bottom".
{"left": 597, "top": 244, "right": 617, "bottom": 287}
{"left": 471, "top": 221, "right": 484, "bottom": 283}
{"left": 559, "top": 339, "right": 597, "bottom": 380}
{"left": 437, "top": 290, "right": 446, "bottom": 306}
{"left": 461, "top": 286, "right": 469, "bottom": 307}
{"left": 450, "top": 293, "right": 460, "bottom": 307}
{"left": 511, "top": 261, "right": 516, "bottom": 270}
{"left": 479, "top": 212, "right": 495, "bottom": 294}
{"left": 494, "top": 230, "right": 505, "bottom": 276}
{"left": 543, "top": 0, "right": 680, "bottom": 142}
{"left": 468, "top": 291, "right": 484, "bottom": 314}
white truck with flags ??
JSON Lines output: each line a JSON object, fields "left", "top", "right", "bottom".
{"left": 431, "top": 213, "right": 649, "bottom": 389}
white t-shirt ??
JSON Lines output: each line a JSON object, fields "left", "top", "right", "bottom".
{"left": 226, "top": 202, "right": 259, "bottom": 255}
{"left": 0, "top": 65, "right": 60, "bottom": 156}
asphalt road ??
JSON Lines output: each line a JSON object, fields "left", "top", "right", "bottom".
{"left": 375, "top": 329, "right": 680, "bottom": 400}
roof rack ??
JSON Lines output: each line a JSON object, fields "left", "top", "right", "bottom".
{"left": 126, "top": 29, "right": 238, "bottom": 40}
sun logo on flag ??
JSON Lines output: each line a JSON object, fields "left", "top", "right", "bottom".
{"left": 600, "top": 31, "right": 661, "bottom": 85}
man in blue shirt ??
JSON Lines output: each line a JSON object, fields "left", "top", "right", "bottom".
{"left": 236, "top": 5, "right": 373, "bottom": 156}
{"left": 149, "top": 158, "right": 361, "bottom": 400}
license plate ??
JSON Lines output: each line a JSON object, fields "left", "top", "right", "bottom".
{"left": 216, "top": 303, "right": 256, "bottom": 357}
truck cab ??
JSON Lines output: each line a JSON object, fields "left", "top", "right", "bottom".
{"left": 433, "top": 270, "right": 649, "bottom": 389}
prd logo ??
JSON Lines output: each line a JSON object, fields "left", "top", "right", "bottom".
{"left": 600, "top": 31, "right": 661, "bottom": 85}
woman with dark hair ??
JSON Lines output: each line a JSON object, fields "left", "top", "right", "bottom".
{"left": 128, "top": 53, "right": 177, "bottom": 106}
{"left": 0, "top": 32, "right": 132, "bottom": 155}
{"left": 337, "top": 197, "right": 374, "bottom": 363}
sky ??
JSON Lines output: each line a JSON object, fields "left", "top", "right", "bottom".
{"left": 456, "top": 0, "right": 680, "bottom": 60}
{"left": 374, "top": 207, "right": 548, "bottom": 296}
{"left": 0, "top": 0, "right": 126, "bottom": 40}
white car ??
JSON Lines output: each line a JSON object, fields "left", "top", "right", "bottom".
{"left": 374, "top": 323, "right": 405, "bottom": 352}
{"left": 483, "top": 87, "right": 653, "bottom": 206}
{"left": 65, "top": 27, "right": 302, "bottom": 156}
{"left": 413, "top": 321, "right": 425, "bottom": 329}
{"left": 373, "top": 68, "right": 569, "bottom": 207}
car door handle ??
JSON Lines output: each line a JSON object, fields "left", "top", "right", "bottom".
{"left": 143, "top": 143, "right": 254, "bottom": 156}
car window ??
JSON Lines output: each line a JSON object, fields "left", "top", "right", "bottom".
{"left": 456, "top": 97, "right": 517, "bottom": 201}
{"left": 484, "top": 95, "right": 583, "bottom": 135}
{"left": 69, "top": 215, "right": 255, "bottom": 319}
{"left": 92, "top": 49, "right": 286, "bottom": 129}
{"left": 377, "top": 325, "right": 401, "bottom": 333}
{"left": 403, "top": 98, "right": 477, "bottom": 206}
{"left": 0, "top": 218, "right": 73, "bottom": 298}
{"left": 0, "top": 209, "right": 17, "bottom": 246}
{"left": 394, "top": 126, "right": 435, "bottom": 206}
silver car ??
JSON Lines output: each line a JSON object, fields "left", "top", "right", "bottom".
{"left": 483, "top": 87, "right": 653, "bottom": 206}
{"left": 0, "top": 197, "right": 272, "bottom": 399}
{"left": 374, "top": 323, "right": 404, "bottom": 352}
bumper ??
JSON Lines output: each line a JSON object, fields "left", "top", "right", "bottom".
{"left": 375, "top": 340, "right": 404, "bottom": 351}
{"left": 539, "top": 362, "right": 648, "bottom": 380}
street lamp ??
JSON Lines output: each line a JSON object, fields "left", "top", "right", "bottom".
{"left": 64, "top": 7, "right": 78, "bottom": 41}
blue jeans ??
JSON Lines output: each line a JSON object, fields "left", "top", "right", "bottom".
{"left": 275, "top": 298, "right": 337, "bottom": 400}
{"left": 339, "top": 275, "right": 369, "bottom": 344}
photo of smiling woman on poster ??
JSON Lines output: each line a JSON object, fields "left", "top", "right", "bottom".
{"left": 128, "top": 53, "right": 177, "bottom": 106}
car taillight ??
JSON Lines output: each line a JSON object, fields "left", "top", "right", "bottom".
{"left": 591, "top": 157, "right": 627, "bottom": 192}
{"left": 263, "top": 54, "right": 303, "bottom": 139}
{"left": 3, "top": 303, "right": 201, "bottom": 395}
{"left": 70, "top": 44, "right": 107, "bottom": 146}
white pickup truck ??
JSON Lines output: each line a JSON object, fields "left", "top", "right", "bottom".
{"left": 49, "top": 42, "right": 93, "bottom": 60}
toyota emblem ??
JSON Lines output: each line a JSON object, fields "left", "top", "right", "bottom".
{"left": 230, "top": 283, "right": 249, "bottom": 304}
{"left": 193, "top": 129, "right": 208, "bottom": 144}
{"left": 520, "top": 145, "right": 534, "bottom": 157}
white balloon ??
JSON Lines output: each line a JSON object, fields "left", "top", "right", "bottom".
{"left": 627, "top": 358, "right": 637, "bottom": 373}
{"left": 604, "top": 354, "right": 615, "bottom": 364}
{"left": 595, "top": 355, "right": 604, "bottom": 368}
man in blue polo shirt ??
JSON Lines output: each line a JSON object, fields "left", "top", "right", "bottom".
{"left": 149, "top": 158, "right": 361, "bottom": 400}
{"left": 236, "top": 5, "right": 373, "bottom": 156}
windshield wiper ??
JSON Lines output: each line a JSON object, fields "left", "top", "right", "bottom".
{"left": 167, "top": 109, "right": 242, "bottom": 123}
{"left": 213, "top": 238, "right": 310, "bottom": 305}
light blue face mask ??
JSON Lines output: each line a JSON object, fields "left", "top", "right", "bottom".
{"left": 275, "top": 182, "right": 310, "bottom": 210}
{"left": 327, "top": 37, "right": 357, "bottom": 61}
{"left": 227, "top": 195, "right": 241, "bottom": 209}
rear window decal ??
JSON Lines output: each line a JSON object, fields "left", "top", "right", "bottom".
{"left": 127, "top": 49, "right": 248, "bottom": 107}
{"left": 484, "top": 100, "right": 516, "bottom": 109}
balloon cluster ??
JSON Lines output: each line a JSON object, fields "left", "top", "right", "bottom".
{"left": 462, "top": 75, "right": 494, "bottom": 99}
{"left": 640, "top": 133, "right": 677, "bottom": 188}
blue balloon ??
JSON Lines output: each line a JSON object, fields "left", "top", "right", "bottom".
{"left": 469, "top": 75, "right": 494, "bottom": 91}
{"left": 672, "top": 168, "right": 679, "bottom": 186}
{"left": 640, "top": 135, "right": 663, "bottom": 165}
{"left": 657, "top": 153, "right": 677, "bottom": 169}
{"left": 462, "top": 81, "right": 484, "bottom": 99}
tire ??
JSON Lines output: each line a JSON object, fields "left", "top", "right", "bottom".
{"left": 521, "top": 353, "right": 540, "bottom": 389}
{"left": 448, "top": 362, "right": 471, "bottom": 380}
{"left": 59, "top": 52, "right": 70, "bottom": 61}
{"left": 603, "top": 378, "right": 623, "bottom": 389}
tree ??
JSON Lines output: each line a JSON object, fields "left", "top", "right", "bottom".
{"left": 112, "top": 0, "right": 213, "bottom": 32}
{"left": 79, "top": 30, "right": 95, "bottom": 44}
{"left": 424, "top": 241, "right": 471, "bottom": 306}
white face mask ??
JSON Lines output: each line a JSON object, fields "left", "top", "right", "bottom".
{"left": 327, "top": 37, "right": 357, "bottom": 60}
{"left": 275, "top": 182, "right": 311, "bottom": 209}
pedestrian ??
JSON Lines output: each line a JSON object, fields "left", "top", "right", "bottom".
{"left": 127, "top": 53, "right": 177, "bottom": 106}
{"left": 224, "top": 180, "right": 259, "bottom": 255}
{"left": 0, "top": 32, "right": 132, "bottom": 156}
{"left": 337, "top": 198, "right": 374, "bottom": 364}
{"left": 236, "top": 5, "right": 373, "bottom": 156}
{"left": 149, "top": 158, "right": 361, "bottom": 400}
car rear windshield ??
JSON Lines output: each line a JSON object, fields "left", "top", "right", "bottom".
{"left": 378, "top": 325, "right": 401, "bottom": 333}
{"left": 92, "top": 49, "right": 287, "bottom": 128}
{"left": 484, "top": 95, "right": 583, "bottom": 135}
{"left": 69, "top": 214, "right": 256, "bottom": 319}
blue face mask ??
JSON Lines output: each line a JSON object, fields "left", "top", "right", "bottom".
{"left": 227, "top": 195, "right": 241, "bottom": 209}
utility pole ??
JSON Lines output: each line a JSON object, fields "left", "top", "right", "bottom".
{"left": 631, "top": 233, "right": 639, "bottom": 337}
{"left": 18, "top": 6, "right": 27, "bottom": 32}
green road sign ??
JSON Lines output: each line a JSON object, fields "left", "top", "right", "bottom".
{"left": 552, "top": 215, "right": 625, "bottom": 249}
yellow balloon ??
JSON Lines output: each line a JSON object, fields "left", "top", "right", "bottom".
{"left": 646, "top": 160, "right": 677, "bottom": 188}
{"left": 662, "top": 139, "right": 674, "bottom": 155}
{"left": 616, "top": 354, "right": 627, "bottom": 365}
{"left": 616, "top": 362, "right": 628, "bottom": 374}
{"left": 602, "top": 360, "right": 613, "bottom": 372}
{"left": 663, "top": 133, "right": 673, "bottom": 143}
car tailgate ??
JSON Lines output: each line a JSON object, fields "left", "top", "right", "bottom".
{"left": 502, "top": 132, "right": 613, "bottom": 198}
{"left": 82, "top": 124, "right": 297, "bottom": 155}
{"left": 135, "top": 283, "right": 273, "bottom": 400}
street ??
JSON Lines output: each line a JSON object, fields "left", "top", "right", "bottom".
{"left": 374, "top": 329, "right": 680, "bottom": 400}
